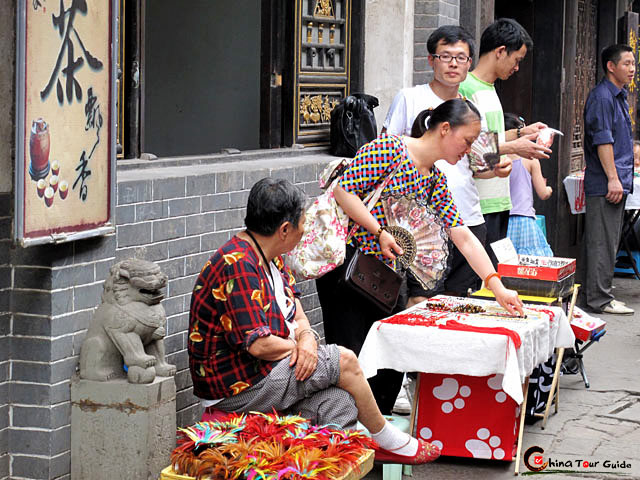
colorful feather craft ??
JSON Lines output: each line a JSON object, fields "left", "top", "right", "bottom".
{"left": 170, "top": 412, "right": 375, "bottom": 480}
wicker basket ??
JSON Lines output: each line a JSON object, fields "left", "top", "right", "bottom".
{"left": 159, "top": 449, "right": 375, "bottom": 480}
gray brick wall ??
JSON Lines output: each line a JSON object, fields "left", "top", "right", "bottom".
{"left": 115, "top": 154, "right": 329, "bottom": 428}
{"left": 413, "top": 0, "right": 460, "bottom": 86}
{"left": 1, "top": 154, "right": 332, "bottom": 479}
{"left": 0, "top": 193, "right": 11, "bottom": 480}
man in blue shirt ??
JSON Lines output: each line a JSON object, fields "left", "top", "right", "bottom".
{"left": 582, "top": 44, "right": 636, "bottom": 314}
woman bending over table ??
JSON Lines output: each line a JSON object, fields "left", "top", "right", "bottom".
{"left": 316, "top": 99, "right": 524, "bottom": 414}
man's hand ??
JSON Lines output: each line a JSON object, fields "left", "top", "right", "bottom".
{"left": 289, "top": 335, "right": 318, "bottom": 381}
{"left": 521, "top": 121, "right": 547, "bottom": 136}
{"left": 493, "top": 157, "right": 513, "bottom": 178}
{"left": 606, "top": 177, "right": 624, "bottom": 204}
{"left": 379, "top": 230, "right": 403, "bottom": 260}
{"left": 510, "top": 134, "right": 552, "bottom": 159}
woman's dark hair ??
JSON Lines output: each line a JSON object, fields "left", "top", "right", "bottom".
{"left": 601, "top": 44, "right": 633, "bottom": 72}
{"left": 245, "top": 178, "right": 306, "bottom": 236}
{"left": 504, "top": 112, "right": 525, "bottom": 131}
{"left": 479, "top": 18, "right": 533, "bottom": 57}
{"left": 410, "top": 99, "right": 481, "bottom": 138}
{"left": 427, "top": 25, "right": 476, "bottom": 60}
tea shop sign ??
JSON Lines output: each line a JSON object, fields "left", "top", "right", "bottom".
{"left": 14, "top": 0, "right": 116, "bottom": 246}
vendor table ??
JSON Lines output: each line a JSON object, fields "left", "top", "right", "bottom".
{"left": 563, "top": 173, "right": 640, "bottom": 279}
{"left": 358, "top": 295, "right": 575, "bottom": 472}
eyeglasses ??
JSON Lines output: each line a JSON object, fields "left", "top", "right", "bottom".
{"left": 432, "top": 53, "right": 472, "bottom": 64}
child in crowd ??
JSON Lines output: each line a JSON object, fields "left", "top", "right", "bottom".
{"left": 504, "top": 113, "right": 554, "bottom": 257}
{"left": 633, "top": 140, "right": 640, "bottom": 172}
{"left": 504, "top": 112, "right": 557, "bottom": 422}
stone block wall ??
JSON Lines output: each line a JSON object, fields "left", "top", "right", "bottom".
{"left": 413, "top": 0, "right": 460, "bottom": 86}
{"left": 0, "top": 152, "right": 330, "bottom": 480}
{"left": 114, "top": 154, "right": 329, "bottom": 429}
{"left": 0, "top": 193, "right": 11, "bottom": 479}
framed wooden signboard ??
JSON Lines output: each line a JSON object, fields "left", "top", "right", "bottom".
{"left": 15, "top": 0, "right": 117, "bottom": 246}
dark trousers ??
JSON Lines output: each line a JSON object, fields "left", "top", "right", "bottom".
{"left": 443, "top": 223, "right": 487, "bottom": 296}
{"left": 582, "top": 195, "right": 626, "bottom": 311}
{"left": 483, "top": 210, "right": 510, "bottom": 268}
{"left": 315, "top": 246, "right": 405, "bottom": 415}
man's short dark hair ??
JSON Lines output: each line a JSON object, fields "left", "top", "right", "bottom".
{"left": 427, "top": 25, "right": 476, "bottom": 59}
{"left": 479, "top": 18, "right": 533, "bottom": 57}
{"left": 601, "top": 44, "right": 634, "bottom": 72}
{"left": 245, "top": 178, "right": 306, "bottom": 236}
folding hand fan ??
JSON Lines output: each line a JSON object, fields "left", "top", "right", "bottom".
{"left": 467, "top": 130, "right": 500, "bottom": 173}
{"left": 381, "top": 194, "right": 451, "bottom": 291}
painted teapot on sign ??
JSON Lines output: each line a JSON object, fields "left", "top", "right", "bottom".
{"left": 28, "top": 118, "right": 50, "bottom": 181}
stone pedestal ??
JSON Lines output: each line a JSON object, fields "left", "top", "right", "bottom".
{"left": 71, "top": 375, "right": 176, "bottom": 480}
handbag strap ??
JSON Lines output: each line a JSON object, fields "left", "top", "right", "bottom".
{"left": 346, "top": 153, "right": 405, "bottom": 241}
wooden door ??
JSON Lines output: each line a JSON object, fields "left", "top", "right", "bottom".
{"left": 290, "top": 0, "right": 352, "bottom": 146}
{"left": 570, "top": 0, "right": 598, "bottom": 173}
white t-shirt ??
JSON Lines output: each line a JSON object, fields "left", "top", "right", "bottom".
{"left": 383, "top": 84, "right": 484, "bottom": 226}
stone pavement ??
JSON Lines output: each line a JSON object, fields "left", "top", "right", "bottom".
{"left": 365, "top": 276, "right": 640, "bottom": 479}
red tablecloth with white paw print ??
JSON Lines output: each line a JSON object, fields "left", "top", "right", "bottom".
{"left": 416, "top": 373, "right": 520, "bottom": 460}
{"left": 357, "top": 295, "right": 576, "bottom": 460}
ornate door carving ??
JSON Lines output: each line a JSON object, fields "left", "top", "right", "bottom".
{"left": 293, "top": 0, "right": 351, "bottom": 145}
{"left": 571, "top": 0, "right": 598, "bottom": 172}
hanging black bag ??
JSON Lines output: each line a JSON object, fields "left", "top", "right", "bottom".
{"left": 329, "top": 93, "right": 379, "bottom": 157}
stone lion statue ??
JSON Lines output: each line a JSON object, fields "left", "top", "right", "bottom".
{"left": 79, "top": 258, "right": 176, "bottom": 384}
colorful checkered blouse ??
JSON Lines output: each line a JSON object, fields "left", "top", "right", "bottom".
{"left": 339, "top": 134, "right": 462, "bottom": 268}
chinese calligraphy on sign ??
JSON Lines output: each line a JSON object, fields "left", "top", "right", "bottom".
{"left": 16, "top": 0, "right": 114, "bottom": 244}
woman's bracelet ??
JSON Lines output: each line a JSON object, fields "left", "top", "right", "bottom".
{"left": 484, "top": 272, "right": 501, "bottom": 290}
{"left": 375, "top": 225, "right": 387, "bottom": 240}
{"left": 296, "top": 328, "right": 320, "bottom": 342}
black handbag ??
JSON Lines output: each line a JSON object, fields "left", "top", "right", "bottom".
{"left": 329, "top": 93, "right": 379, "bottom": 157}
{"left": 344, "top": 249, "right": 403, "bottom": 314}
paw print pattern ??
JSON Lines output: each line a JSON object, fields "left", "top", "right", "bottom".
{"left": 418, "top": 427, "right": 443, "bottom": 451}
{"left": 465, "top": 428, "right": 505, "bottom": 460}
{"left": 432, "top": 377, "right": 471, "bottom": 413}
{"left": 487, "top": 374, "right": 507, "bottom": 403}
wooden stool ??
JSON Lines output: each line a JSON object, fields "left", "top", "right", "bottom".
{"left": 201, "top": 406, "right": 230, "bottom": 422}
{"left": 358, "top": 415, "right": 413, "bottom": 479}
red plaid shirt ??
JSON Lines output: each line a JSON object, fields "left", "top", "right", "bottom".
{"left": 188, "top": 236, "right": 300, "bottom": 400}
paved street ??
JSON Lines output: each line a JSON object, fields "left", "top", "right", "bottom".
{"left": 366, "top": 276, "right": 640, "bottom": 479}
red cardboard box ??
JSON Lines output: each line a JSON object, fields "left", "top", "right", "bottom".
{"left": 416, "top": 373, "right": 520, "bottom": 461}
{"left": 497, "top": 255, "right": 576, "bottom": 281}
{"left": 570, "top": 309, "right": 606, "bottom": 341}
{"left": 497, "top": 256, "right": 576, "bottom": 298}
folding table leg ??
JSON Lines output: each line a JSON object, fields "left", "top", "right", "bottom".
{"left": 514, "top": 378, "right": 529, "bottom": 476}
{"left": 577, "top": 356, "right": 590, "bottom": 388}
{"left": 408, "top": 374, "right": 420, "bottom": 437}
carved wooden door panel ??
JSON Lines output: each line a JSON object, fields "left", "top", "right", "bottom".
{"left": 292, "top": 0, "right": 351, "bottom": 146}
{"left": 571, "top": 0, "right": 598, "bottom": 172}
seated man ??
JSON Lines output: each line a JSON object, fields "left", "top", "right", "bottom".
{"left": 188, "top": 177, "right": 439, "bottom": 465}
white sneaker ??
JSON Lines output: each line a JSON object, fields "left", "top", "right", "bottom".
{"left": 392, "top": 386, "right": 411, "bottom": 414}
{"left": 602, "top": 299, "right": 634, "bottom": 315}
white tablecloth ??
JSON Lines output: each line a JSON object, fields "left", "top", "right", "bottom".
{"left": 563, "top": 173, "right": 640, "bottom": 214}
{"left": 358, "top": 296, "right": 575, "bottom": 404}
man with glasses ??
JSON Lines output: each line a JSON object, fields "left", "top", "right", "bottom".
{"left": 459, "top": 18, "right": 551, "bottom": 266}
